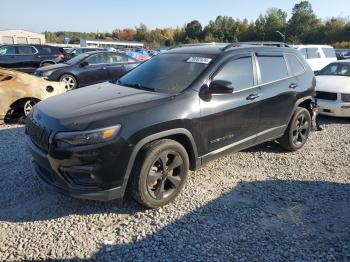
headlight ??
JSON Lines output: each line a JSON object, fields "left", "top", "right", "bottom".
{"left": 54, "top": 125, "right": 121, "bottom": 147}
{"left": 341, "top": 93, "right": 350, "bottom": 102}
{"left": 41, "top": 70, "right": 55, "bottom": 77}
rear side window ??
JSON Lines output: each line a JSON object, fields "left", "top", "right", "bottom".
{"left": 306, "top": 48, "right": 321, "bottom": 59}
{"left": 322, "top": 48, "right": 336, "bottom": 58}
{"left": 86, "top": 53, "right": 108, "bottom": 64}
{"left": 285, "top": 54, "right": 305, "bottom": 76}
{"left": 257, "top": 56, "right": 288, "bottom": 84}
{"left": 17, "top": 46, "right": 36, "bottom": 55}
{"left": 40, "top": 46, "right": 55, "bottom": 55}
{"left": 213, "top": 56, "right": 254, "bottom": 91}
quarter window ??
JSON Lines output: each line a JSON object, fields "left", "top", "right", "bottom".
{"left": 322, "top": 48, "right": 336, "bottom": 58}
{"left": 285, "top": 54, "right": 305, "bottom": 76}
{"left": 213, "top": 57, "right": 254, "bottom": 91}
{"left": 257, "top": 56, "right": 288, "bottom": 83}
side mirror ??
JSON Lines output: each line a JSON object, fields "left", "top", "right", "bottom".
{"left": 80, "top": 61, "right": 89, "bottom": 67}
{"left": 209, "top": 80, "right": 234, "bottom": 94}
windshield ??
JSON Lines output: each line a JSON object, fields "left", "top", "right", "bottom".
{"left": 65, "top": 53, "right": 90, "bottom": 65}
{"left": 318, "top": 63, "right": 350, "bottom": 77}
{"left": 117, "top": 53, "right": 213, "bottom": 94}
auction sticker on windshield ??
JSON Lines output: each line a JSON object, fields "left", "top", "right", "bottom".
{"left": 186, "top": 57, "right": 212, "bottom": 64}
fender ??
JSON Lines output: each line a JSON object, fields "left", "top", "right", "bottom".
{"left": 119, "top": 128, "right": 199, "bottom": 195}
{"left": 286, "top": 95, "right": 313, "bottom": 124}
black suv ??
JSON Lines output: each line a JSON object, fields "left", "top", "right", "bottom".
{"left": 0, "top": 44, "right": 64, "bottom": 73}
{"left": 26, "top": 43, "right": 316, "bottom": 208}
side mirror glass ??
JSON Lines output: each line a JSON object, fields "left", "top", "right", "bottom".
{"left": 209, "top": 80, "right": 234, "bottom": 94}
{"left": 80, "top": 61, "right": 89, "bottom": 67}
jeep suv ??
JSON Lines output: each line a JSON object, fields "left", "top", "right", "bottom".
{"left": 26, "top": 43, "right": 316, "bottom": 208}
{"left": 0, "top": 44, "right": 64, "bottom": 73}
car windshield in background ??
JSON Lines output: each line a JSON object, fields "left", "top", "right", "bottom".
{"left": 65, "top": 53, "right": 90, "bottom": 65}
{"left": 117, "top": 53, "right": 213, "bottom": 94}
{"left": 318, "top": 63, "right": 350, "bottom": 77}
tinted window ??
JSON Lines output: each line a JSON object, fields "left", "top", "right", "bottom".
{"left": 106, "top": 53, "right": 129, "bottom": 63}
{"left": 322, "top": 48, "right": 336, "bottom": 58}
{"left": 299, "top": 48, "right": 307, "bottom": 59}
{"left": 257, "top": 56, "right": 288, "bottom": 83}
{"left": 307, "top": 48, "right": 321, "bottom": 59}
{"left": 118, "top": 53, "right": 211, "bottom": 94}
{"left": 0, "top": 46, "right": 16, "bottom": 55}
{"left": 317, "top": 63, "right": 350, "bottom": 77}
{"left": 17, "top": 46, "right": 36, "bottom": 55}
{"left": 286, "top": 54, "right": 305, "bottom": 76}
{"left": 65, "top": 53, "right": 90, "bottom": 65}
{"left": 86, "top": 54, "right": 108, "bottom": 64}
{"left": 40, "top": 46, "right": 54, "bottom": 55}
{"left": 213, "top": 57, "right": 254, "bottom": 91}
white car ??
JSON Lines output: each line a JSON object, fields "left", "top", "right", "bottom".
{"left": 293, "top": 45, "right": 337, "bottom": 72}
{"left": 315, "top": 61, "right": 350, "bottom": 117}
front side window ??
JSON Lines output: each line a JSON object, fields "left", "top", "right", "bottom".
{"left": 118, "top": 53, "right": 212, "bottom": 94}
{"left": 213, "top": 56, "right": 254, "bottom": 91}
{"left": 106, "top": 53, "right": 132, "bottom": 63}
{"left": 299, "top": 48, "right": 307, "bottom": 59}
{"left": 17, "top": 46, "right": 36, "bottom": 55}
{"left": 257, "top": 56, "right": 288, "bottom": 84}
{"left": 317, "top": 63, "right": 350, "bottom": 77}
{"left": 0, "top": 46, "right": 15, "bottom": 55}
{"left": 322, "top": 48, "right": 336, "bottom": 58}
{"left": 307, "top": 48, "right": 321, "bottom": 59}
{"left": 285, "top": 54, "right": 305, "bottom": 76}
{"left": 86, "top": 54, "right": 108, "bottom": 65}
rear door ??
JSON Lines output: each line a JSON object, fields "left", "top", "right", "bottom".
{"left": 77, "top": 53, "right": 109, "bottom": 86}
{"left": 0, "top": 45, "right": 17, "bottom": 69}
{"left": 255, "top": 52, "right": 303, "bottom": 143}
{"left": 199, "top": 53, "right": 261, "bottom": 162}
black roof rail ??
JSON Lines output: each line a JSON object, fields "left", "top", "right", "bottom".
{"left": 168, "top": 42, "right": 226, "bottom": 50}
{"left": 222, "top": 41, "right": 290, "bottom": 51}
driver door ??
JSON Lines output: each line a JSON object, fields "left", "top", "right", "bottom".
{"left": 78, "top": 53, "right": 109, "bottom": 86}
{"left": 199, "top": 53, "right": 261, "bottom": 163}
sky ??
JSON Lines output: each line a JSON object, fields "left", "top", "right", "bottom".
{"left": 1, "top": 0, "right": 350, "bottom": 33}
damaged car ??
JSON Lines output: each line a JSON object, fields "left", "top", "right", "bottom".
{"left": 0, "top": 68, "right": 66, "bottom": 123}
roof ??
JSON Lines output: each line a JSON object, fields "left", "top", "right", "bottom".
{"left": 167, "top": 42, "right": 292, "bottom": 55}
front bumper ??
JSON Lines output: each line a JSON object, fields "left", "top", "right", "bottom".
{"left": 27, "top": 137, "right": 128, "bottom": 201}
{"left": 317, "top": 99, "right": 350, "bottom": 117}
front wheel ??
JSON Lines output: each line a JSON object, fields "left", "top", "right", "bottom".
{"left": 59, "top": 74, "right": 77, "bottom": 91}
{"left": 278, "top": 107, "right": 311, "bottom": 151}
{"left": 129, "top": 139, "right": 189, "bottom": 208}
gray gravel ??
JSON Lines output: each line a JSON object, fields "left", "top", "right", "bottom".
{"left": 0, "top": 116, "right": 349, "bottom": 261}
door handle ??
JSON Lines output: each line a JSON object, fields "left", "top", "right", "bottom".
{"left": 102, "top": 67, "right": 107, "bottom": 70}
{"left": 289, "top": 83, "right": 298, "bottom": 89}
{"left": 246, "top": 93, "right": 260, "bottom": 100}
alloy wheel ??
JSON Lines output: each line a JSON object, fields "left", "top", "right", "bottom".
{"left": 61, "top": 76, "right": 76, "bottom": 90}
{"left": 146, "top": 151, "right": 185, "bottom": 200}
{"left": 24, "top": 100, "right": 36, "bottom": 116}
{"left": 292, "top": 113, "right": 309, "bottom": 146}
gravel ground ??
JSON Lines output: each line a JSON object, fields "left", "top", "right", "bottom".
{"left": 0, "top": 116, "right": 349, "bottom": 261}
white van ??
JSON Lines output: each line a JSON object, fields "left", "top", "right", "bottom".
{"left": 293, "top": 45, "right": 337, "bottom": 72}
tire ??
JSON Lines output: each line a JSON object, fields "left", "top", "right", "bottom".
{"left": 59, "top": 74, "right": 77, "bottom": 90}
{"left": 129, "top": 139, "right": 189, "bottom": 208}
{"left": 278, "top": 107, "right": 312, "bottom": 151}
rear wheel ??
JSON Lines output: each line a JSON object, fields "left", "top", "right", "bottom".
{"left": 129, "top": 139, "right": 189, "bottom": 208}
{"left": 59, "top": 74, "right": 77, "bottom": 90}
{"left": 278, "top": 107, "right": 311, "bottom": 151}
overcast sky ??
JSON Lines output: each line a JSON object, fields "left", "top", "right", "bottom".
{"left": 1, "top": 0, "right": 350, "bottom": 33}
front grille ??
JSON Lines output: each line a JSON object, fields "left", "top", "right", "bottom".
{"left": 315, "top": 91, "right": 338, "bottom": 101}
{"left": 25, "top": 116, "right": 51, "bottom": 151}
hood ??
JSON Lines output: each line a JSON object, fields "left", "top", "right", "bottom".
{"left": 35, "top": 82, "right": 172, "bottom": 130}
{"left": 316, "top": 75, "right": 350, "bottom": 93}
{"left": 36, "top": 63, "right": 70, "bottom": 72}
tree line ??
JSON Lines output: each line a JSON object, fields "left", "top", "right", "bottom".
{"left": 45, "top": 1, "right": 350, "bottom": 48}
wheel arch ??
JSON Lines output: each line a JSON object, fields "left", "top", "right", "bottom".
{"left": 5, "top": 97, "right": 41, "bottom": 121}
{"left": 40, "top": 60, "right": 56, "bottom": 67}
{"left": 120, "top": 128, "right": 200, "bottom": 196}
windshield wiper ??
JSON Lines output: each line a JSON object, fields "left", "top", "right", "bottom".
{"left": 118, "top": 81, "right": 155, "bottom": 92}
